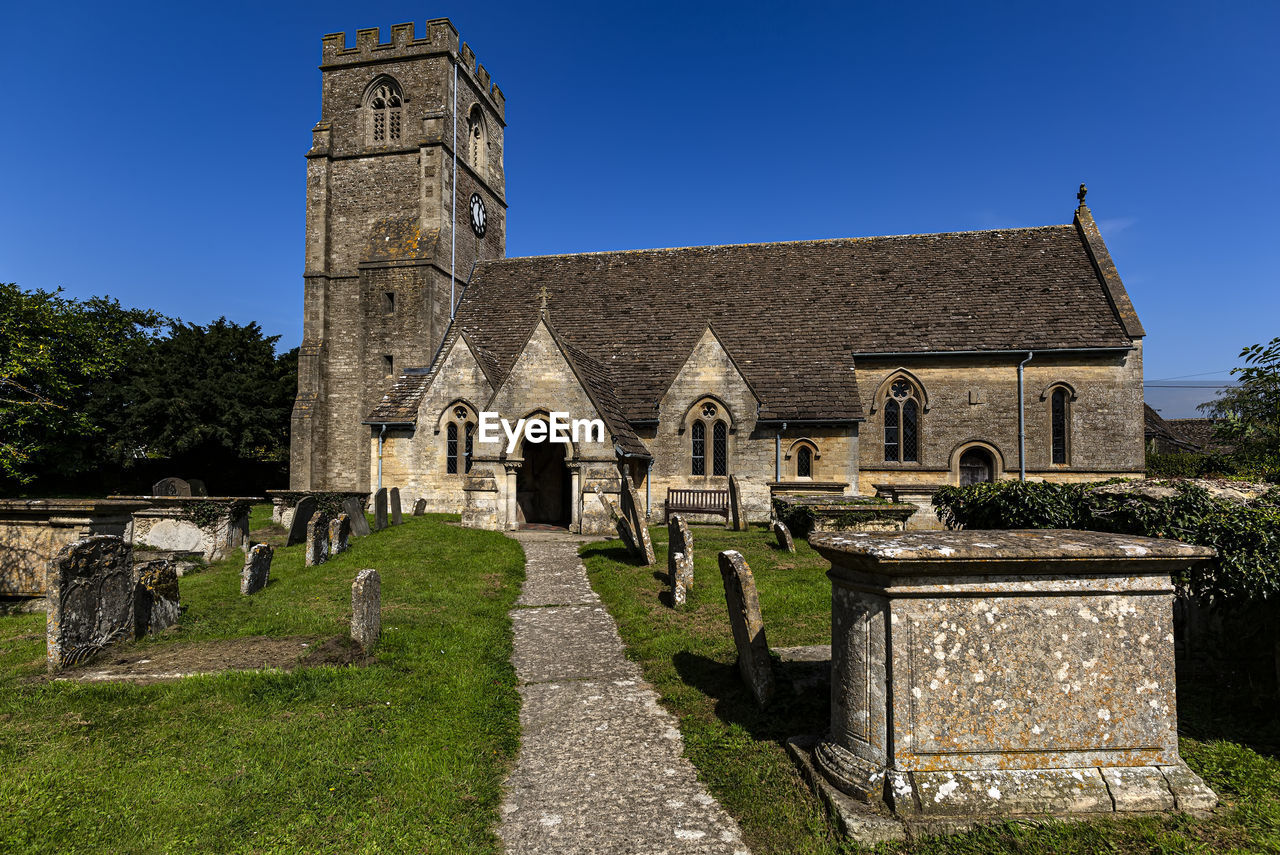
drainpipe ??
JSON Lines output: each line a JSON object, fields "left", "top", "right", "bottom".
{"left": 377, "top": 424, "right": 388, "bottom": 490}
{"left": 775, "top": 422, "right": 787, "bottom": 481}
{"left": 1017, "top": 352, "right": 1034, "bottom": 481}
{"left": 449, "top": 61, "right": 458, "bottom": 320}
{"left": 646, "top": 458, "right": 653, "bottom": 519}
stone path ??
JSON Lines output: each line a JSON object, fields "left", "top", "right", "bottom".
{"left": 499, "top": 530, "right": 750, "bottom": 855}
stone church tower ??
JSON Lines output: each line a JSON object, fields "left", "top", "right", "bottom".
{"left": 291, "top": 19, "right": 507, "bottom": 490}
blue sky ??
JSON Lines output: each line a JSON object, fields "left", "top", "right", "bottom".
{"left": 1, "top": 1, "right": 1275, "bottom": 417}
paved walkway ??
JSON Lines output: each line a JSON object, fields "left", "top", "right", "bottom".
{"left": 499, "top": 530, "right": 750, "bottom": 855}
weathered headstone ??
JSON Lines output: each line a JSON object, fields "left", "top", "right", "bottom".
{"left": 134, "top": 559, "right": 180, "bottom": 636}
{"left": 718, "top": 549, "right": 774, "bottom": 707}
{"left": 390, "top": 487, "right": 403, "bottom": 525}
{"left": 329, "top": 513, "right": 351, "bottom": 556}
{"left": 667, "top": 514, "right": 693, "bottom": 588}
{"left": 412, "top": 498, "right": 427, "bottom": 516}
{"left": 45, "top": 535, "right": 134, "bottom": 672}
{"left": 671, "top": 551, "right": 693, "bottom": 608}
{"left": 241, "top": 543, "right": 273, "bottom": 595}
{"left": 351, "top": 569, "right": 381, "bottom": 650}
{"left": 596, "top": 486, "right": 640, "bottom": 557}
{"left": 305, "top": 511, "right": 329, "bottom": 566}
{"left": 187, "top": 478, "right": 208, "bottom": 497}
{"left": 619, "top": 469, "right": 655, "bottom": 565}
{"left": 343, "top": 497, "right": 371, "bottom": 537}
{"left": 374, "top": 488, "right": 388, "bottom": 531}
{"left": 287, "top": 495, "right": 317, "bottom": 547}
{"left": 152, "top": 477, "right": 191, "bottom": 497}
{"left": 727, "top": 474, "right": 748, "bottom": 531}
{"left": 773, "top": 520, "right": 795, "bottom": 553}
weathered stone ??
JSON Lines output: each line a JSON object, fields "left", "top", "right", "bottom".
{"left": 671, "top": 551, "right": 693, "bottom": 608}
{"left": 1159, "top": 763, "right": 1219, "bottom": 811}
{"left": 0, "top": 498, "right": 148, "bottom": 596}
{"left": 241, "top": 543, "right": 273, "bottom": 595}
{"left": 126, "top": 496, "right": 253, "bottom": 562}
{"left": 186, "top": 479, "right": 208, "bottom": 497}
{"left": 667, "top": 514, "right": 693, "bottom": 583}
{"left": 305, "top": 511, "right": 329, "bottom": 566}
{"left": 390, "top": 487, "right": 403, "bottom": 525}
{"left": 351, "top": 568, "right": 381, "bottom": 649}
{"left": 329, "top": 513, "right": 351, "bottom": 556}
{"left": 596, "top": 486, "right": 640, "bottom": 557}
{"left": 775, "top": 495, "right": 916, "bottom": 535}
{"left": 727, "top": 474, "right": 747, "bottom": 531}
{"left": 619, "top": 469, "right": 655, "bottom": 564}
{"left": 373, "top": 487, "right": 388, "bottom": 531}
{"left": 46, "top": 535, "right": 134, "bottom": 672}
{"left": 673, "top": 572, "right": 687, "bottom": 607}
{"left": 151, "top": 477, "right": 191, "bottom": 497}
{"left": 343, "top": 497, "right": 371, "bottom": 536}
{"left": 286, "top": 495, "right": 317, "bottom": 547}
{"left": 412, "top": 497, "right": 427, "bottom": 516}
{"left": 133, "top": 559, "right": 180, "bottom": 636}
{"left": 773, "top": 520, "right": 795, "bottom": 552}
{"left": 805, "top": 528, "right": 1218, "bottom": 824}
{"left": 717, "top": 549, "right": 774, "bottom": 707}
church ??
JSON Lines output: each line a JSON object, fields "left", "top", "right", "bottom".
{"left": 290, "top": 19, "right": 1147, "bottom": 534}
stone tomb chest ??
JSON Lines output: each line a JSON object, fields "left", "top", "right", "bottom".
{"left": 805, "top": 529, "right": 1217, "bottom": 827}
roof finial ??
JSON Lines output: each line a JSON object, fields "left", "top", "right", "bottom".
{"left": 538, "top": 283, "right": 549, "bottom": 318}
{"left": 1077, "top": 183, "right": 1088, "bottom": 210}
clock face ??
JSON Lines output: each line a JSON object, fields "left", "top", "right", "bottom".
{"left": 469, "top": 193, "right": 486, "bottom": 238}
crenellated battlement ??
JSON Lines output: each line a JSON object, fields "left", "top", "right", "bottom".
{"left": 321, "top": 18, "right": 504, "bottom": 115}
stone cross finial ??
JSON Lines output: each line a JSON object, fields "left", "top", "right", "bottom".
{"left": 1077, "top": 183, "right": 1088, "bottom": 209}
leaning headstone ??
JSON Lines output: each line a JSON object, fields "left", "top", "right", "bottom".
{"left": 152, "top": 477, "right": 191, "bottom": 497}
{"left": 596, "top": 486, "right": 640, "bottom": 557}
{"left": 241, "top": 543, "right": 273, "bottom": 595}
{"left": 671, "top": 551, "right": 694, "bottom": 608}
{"left": 45, "top": 535, "right": 134, "bottom": 672}
{"left": 329, "top": 513, "right": 351, "bottom": 556}
{"left": 351, "top": 569, "right": 381, "bottom": 650}
{"left": 727, "top": 474, "right": 748, "bottom": 531}
{"left": 718, "top": 549, "right": 774, "bottom": 707}
{"left": 134, "top": 559, "right": 180, "bottom": 637}
{"left": 374, "top": 488, "right": 388, "bottom": 531}
{"left": 390, "top": 487, "right": 403, "bottom": 525}
{"left": 342, "top": 497, "right": 371, "bottom": 537}
{"left": 668, "top": 514, "right": 693, "bottom": 587}
{"left": 187, "top": 478, "right": 208, "bottom": 497}
{"left": 305, "top": 511, "right": 329, "bottom": 567}
{"left": 773, "top": 520, "right": 795, "bottom": 553}
{"left": 619, "top": 469, "right": 655, "bottom": 565}
{"left": 412, "top": 498, "right": 427, "bottom": 516}
{"left": 287, "top": 495, "right": 317, "bottom": 547}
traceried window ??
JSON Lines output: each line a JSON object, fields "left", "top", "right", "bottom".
{"left": 691, "top": 421, "right": 706, "bottom": 476}
{"left": 797, "top": 445, "right": 813, "bottom": 478}
{"left": 1051, "top": 388, "right": 1069, "bottom": 464}
{"left": 690, "top": 400, "right": 730, "bottom": 477}
{"left": 445, "top": 405, "right": 474, "bottom": 475}
{"left": 446, "top": 422, "right": 459, "bottom": 474}
{"left": 883, "top": 378, "right": 921, "bottom": 463}
{"left": 712, "top": 421, "right": 728, "bottom": 476}
{"left": 366, "top": 78, "right": 403, "bottom": 144}
{"left": 468, "top": 104, "right": 487, "bottom": 176}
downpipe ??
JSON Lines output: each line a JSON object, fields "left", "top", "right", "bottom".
{"left": 1017, "top": 352, "right": 1034, "bottom": 481}
{"left": 377, "top": 424, "right": 387, "bottom": 490}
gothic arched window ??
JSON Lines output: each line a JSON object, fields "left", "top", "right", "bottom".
{"left": 691, "top": 421, "right": 706, "bottom": 475}
{"left": 689, "top": 400, "right": 731, "bottom": 476}
{"left": 797, "top": 445, "right": 813, "bottom": 478}
{"left": 712, "top": 420, "right": 728, "bottom": 476}
{"left": 884, "top": 378, "right": 921, "bottom": 463}
{"left": 446, "top": 422, "right": 459, "bottom": 474}
{"left": 468, "top": 104, "right": 487, "bottom": 176}
{"left": 1051, "top": 387, "right": 1070, "bottom": 464}
{"left": 366, "top": 78, "right": 403, "bottom": 144}
{"left": 444, "top": 405, "right": 474, "bottom": 474}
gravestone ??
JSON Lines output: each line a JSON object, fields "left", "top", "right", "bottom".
{"left": 152, "top": 477, "right": 191, "bottom": 497}
{"left": 351, "top": 569, "right": 381, "bottom": 650}
{"left": 287, "top": 495, "right": 317, "bottom": 546}
{"left": 390, "top": 487, "right": 403, "bottom": 525}
{"left": 187, "top": 479, "right": 208, "bottom": 497}
{"left": 329, "top": 513, "right": 351, "bottom": 556}
{"left": 373, "top": 488, "right": 388, "bottom": 531}
{"left": 45, "top": 535, "right": 134, "bottom": 672}
{"left": 667, "top": 514, "right": 693, "bottom": 588}
{"left": 342, "top": 497, "right": 371, "bottom": 537}
{"left": 412, "top": 498, "right": 427, "bottom": 516}
{"left": 718, "top": 549, "right": 774, "bottom": 707}
{"left": 134, "top": 559, "right": 180, "bottom": 637}
{"left": 671, "top": 551, "right": 693, "bottom": 608}
{"left": 305, "top": 511, "right": 329, "bottom": 567}
{"left": 727, "top": 474, "right": 747, "bottom": 531}
{"left": 619, "top": 469, "right": 655, "bottom": 565}
{"left": 596, "top": 486, "right": 640, "bottom": 557}
{"left": 773, "top": 520, "right": 795, "bottom": 553}
{"left": 241, "top": 543, "right": 273, "bottom": 595}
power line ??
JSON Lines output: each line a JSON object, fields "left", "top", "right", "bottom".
{"left": 1147, "top": 368, "right": 1235, "bottom": 382}
{"left": 1142, "top": 383, "right": 1235, "bottom": 388}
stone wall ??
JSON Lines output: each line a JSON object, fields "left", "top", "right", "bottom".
{"left": 0, "top": 500, "right": 149, "bottom": 597}
{"left": 127, "top": 498, "right": 252, "bottom": 562}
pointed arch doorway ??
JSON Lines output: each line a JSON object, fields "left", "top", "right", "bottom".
{"left": 516, "top": 440, "right": 571, "bottom": 528}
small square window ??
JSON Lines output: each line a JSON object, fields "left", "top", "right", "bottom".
{"left": 382, "top": 292, "right": 395, "bottom": 314}
{"left": 383, "top": 354, "right": 394, "bottom": 377}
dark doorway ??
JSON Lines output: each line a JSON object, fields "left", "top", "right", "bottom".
{"left": 959, "top": 448, "right": 995, "bottom": 486}
{"left": 516, "top": 440, "right": 571, "bottom": 527}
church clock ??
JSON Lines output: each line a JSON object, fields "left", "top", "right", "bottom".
{"left": 469, "top": 193, "right": 487, "bottom": 238}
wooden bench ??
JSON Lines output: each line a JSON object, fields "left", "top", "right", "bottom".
{"left": 664, "top": 488, "right": 730, "bottom": 523}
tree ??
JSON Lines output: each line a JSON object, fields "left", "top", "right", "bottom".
{"left": 0, "top": 284, "right": 163, "bottom": 486}
{"left": 1200, "top": 337, "right": 1280, "bottom": 472}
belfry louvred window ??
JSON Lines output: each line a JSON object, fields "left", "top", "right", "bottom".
{"left": 884, "top": 378, "right": 921, "bottom": 463}
{"left": 367, "top": 79, "right": 402, "bottom": 144}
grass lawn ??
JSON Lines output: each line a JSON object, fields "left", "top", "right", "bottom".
{"left": 583, "top": 523, "right": 1280, "bottom": 855}
{"left": 0, "top": 511, "right": 525, "bottom": 855}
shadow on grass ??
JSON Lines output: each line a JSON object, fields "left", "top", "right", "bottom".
{"left": 580, "top": 542, "right": 652, "bottom": 567}
{"left": 1178, "top": 680, "right": 1280, "bottom": 761}
{"left": 672, "top": 650, "right": 827, "bottom": 744}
